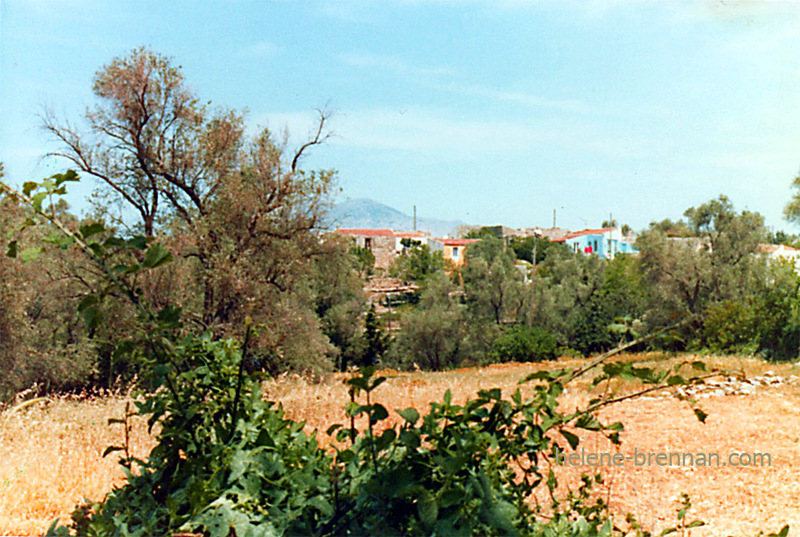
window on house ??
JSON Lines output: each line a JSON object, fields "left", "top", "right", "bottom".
{"left": 452, "top": 246, "right": 459, "bottom": 258}
{"left": 364, "top": 237, "right": 372, "bottom": 250}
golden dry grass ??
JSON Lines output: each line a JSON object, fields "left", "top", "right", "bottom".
{"left": 1, "top": 353, "right": 798, "bottom": 535}
{"left": 0, "top": 393, "right": 155, "bottom": 536}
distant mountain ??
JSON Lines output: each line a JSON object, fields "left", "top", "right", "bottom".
{"left": 327, "top": 198, "right": 465, "bottom": 238}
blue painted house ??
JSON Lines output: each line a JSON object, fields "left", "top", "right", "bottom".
{"left": 554, "top": 227, "right": 637, "bottom": 260}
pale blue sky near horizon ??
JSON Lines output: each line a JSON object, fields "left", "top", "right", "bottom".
{"left": 3, "top": 0, "right": 800, "bottom": 233}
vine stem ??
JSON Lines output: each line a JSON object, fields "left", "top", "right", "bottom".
{"left": 565, "top": 316, "right": 697, "bottom": 384}
{"left": 228, "top": 322, "right": 252, "bottom": 442}
{"left": 0, "top": 180, "right": 146, "bottom": 313}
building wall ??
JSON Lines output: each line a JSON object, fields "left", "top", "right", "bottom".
{"left": 394, "top": 232, "right": 430, "bottom": 253}
{"left": 362, "top": 235, "right": 396, "bottom": 269}
{"left": 445, "top": 245, "right": 465, "bottom": 267}
{"left": 429, "top": 239, "right": 478, "bottom": 267}
{"left": 563, "top": 228, "right": 636, "bottom": 260}
{"left": 337, "top": 230, "right": 397, "bottom": 270}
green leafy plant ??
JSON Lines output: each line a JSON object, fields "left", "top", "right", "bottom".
{"left": 491, "top": 325, "right": 559, "bottom": 363}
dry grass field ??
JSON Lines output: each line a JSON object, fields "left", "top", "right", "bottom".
{"left": 1, "top": 353, "right": 799, "bottom": 536}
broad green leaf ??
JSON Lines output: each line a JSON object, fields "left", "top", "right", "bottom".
{"left": 345, "top": 401, "right": 363, "bottom": 417}
{"left": 307, "top": 495, "right": 334, "bottom": 517}
{"left": 485, "top": 500, "right": 517, "bottom": 532}
{"left": 769, "top": 525, "right": 790, "bottom": 537}
{"left": 666, "top": 375, "right": 685, "bottom": 386}
{"left": 397, "top": 407, "right": 420, "bottom": 425}
{"left": 520, "top": 368, "right": 568, "bottom": 384}
{"left": 88, "top": 243, "right": 105, "bottom": 258}
{"left": 142, "top": 243, "right": 172, "bottom": 268}
{"left": 370, "top": 375, "right": 387, "bottom": 390}
{"left": 575, "top": 414, "right": 602, "bottom": 431}
{"left": 478, "top": 388, "right": 502, "bottom": 401}
{"left": 347, "top": 376, "right": 369, "bottom": 391}
{"left": 80, "top": 306, "right": 101, "bottom": 332}
{"left": 560, "top": 430, "right": 580, "bottom": 450}
{"left": 103, "top": 237, "right": 126, "bottom": 248}
{"left": 22, "top": 181, "right": 37, "bottom": 197}
{"left": 376, "top": 428, "right": 397, "bottom": 450}
{"left": 369, "top": 403, "right": 389, "bottom": 422}
{"left": 31, "top": 192, "right": 46, "bottom": 212}
{"left": 399, "top": 429, "right": 421, "bottom": 449}
{"left": 157, "top": 305, "right": 182, "bottom": 325}
{"left": 54, "top": 169, "right": 79, "bottom": 185}
{"left": 337, "top": 448, "right": 355, "bottom": 463}
{"left": 79, "top": 222, "right": 106, "bottom": 239}
{"left": 126, "top": 236, "right": 148, "bottom": 250}
{"left": 326, "top": 423, "right": 342, "bottom": 436}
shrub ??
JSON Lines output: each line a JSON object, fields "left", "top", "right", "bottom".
{"left": 52, "top": 335, "right": 336, "bottom": 536}
{"left": 491, "top": 325, "right": 558, "bottom": 363}
{"left": 702, "top": 299, "right": 759, "bottom": 355}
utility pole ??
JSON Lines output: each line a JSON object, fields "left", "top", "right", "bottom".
{"left": 413, "top": 205, "right": 417, "bottom": 231}
{"left": 553, "top": 209, "right": 556, "bottom": 228}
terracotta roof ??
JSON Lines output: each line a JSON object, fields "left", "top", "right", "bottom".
{"left": 563, "top": 227, "right": 616, "bottom": 240}
{"left": 394, "top": 231, "right": 427, "bottom": 238}
{"left": 433, "top": 238, "right": 480, "bottom": 246}
{"left": 336, "top": 228, "right": 395, "bottom": 237}
{"left": 758, "top": 243, "right": 800, "bottom": 254}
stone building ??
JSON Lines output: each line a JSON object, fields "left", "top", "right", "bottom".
{"left": 336, "top": 229, "right": 397, "bottom": 269}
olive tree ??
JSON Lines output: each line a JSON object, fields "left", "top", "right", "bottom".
{"left": 43, "top": 47, "right": 343, "bottom": 373}
{"left": 637, "top": 196, "right": 766, "bottom": 351}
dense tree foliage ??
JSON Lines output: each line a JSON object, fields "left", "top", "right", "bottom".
{"left": 4, "top": 48, "right": 800, "bottom": 404}
{"left": 389, "top": 242, "right": 449, "bottom": 285}
{"left": 36, "top": 47, "right": 347, "bottom": 379}
{"left": 462, "top": 236, "right": 526, "bottom": 326}
{"left": 637, "top": 196, "right": 766, "bottom": 350}
{"left": 508, "top": 235, "right": 560, "bottom": 265}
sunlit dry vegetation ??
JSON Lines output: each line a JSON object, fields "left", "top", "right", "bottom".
{"left": 2, "top": 354, "right": 798, "bottom": 535}
{"left": 0, "top": 393, "right": 155, "bottom": 536}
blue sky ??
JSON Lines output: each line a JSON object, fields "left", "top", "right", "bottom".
{"left": 3, "top": 0, "right": 800, "bottom": 233}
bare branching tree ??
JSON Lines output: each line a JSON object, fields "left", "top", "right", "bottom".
{"left": 43, "top": 47, "right": 340, "bottom": 370}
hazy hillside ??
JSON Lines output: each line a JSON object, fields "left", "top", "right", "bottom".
{"left": 327, "top": 198, "right": 465, "bottom": 238}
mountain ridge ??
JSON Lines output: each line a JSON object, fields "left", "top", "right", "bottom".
{"left": 327, "top": 198, "right": 465, "bottom": 238}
